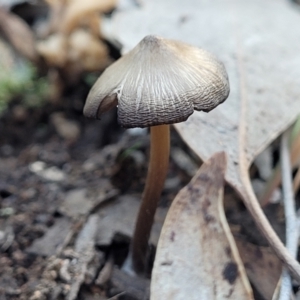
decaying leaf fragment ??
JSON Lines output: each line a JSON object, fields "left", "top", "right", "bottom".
{"left": 151, "top": 152, "right": 253, "bottom": 300}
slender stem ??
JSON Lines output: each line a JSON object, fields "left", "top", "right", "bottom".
{"left": 131, "top": 124, "right": 170, "bottom": 274}
{"left": 279, "top": 131, "right": 299, "bottom": 300}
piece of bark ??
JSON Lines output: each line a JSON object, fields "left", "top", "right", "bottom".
{"left": 59, "top": 186, "right": 118, "bottom": 219}
{"left": 95, "top": 195, "right": 167, "bottom": 247}
{"left": 27, "top": 218, "right": 73, "bottom": 257}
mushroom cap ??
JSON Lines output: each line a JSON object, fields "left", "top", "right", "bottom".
{"left": 84, "top": 35, "right": 230, "bottom": 128}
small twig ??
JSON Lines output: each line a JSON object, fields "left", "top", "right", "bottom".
{"left": 260, "top": 117, "right": 300, "bottom": 206}
{"left": 278, "top": 131, "right": 299, "bottom": 300}
{"left": 67, "top": 214, "right": 99, "bottom": 300}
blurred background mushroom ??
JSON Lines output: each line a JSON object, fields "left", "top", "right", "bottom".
{"left": 36, "top": 0, "right": 116, "bottom": 85}
{"left": 0, "top": 0, "right": 117, "bottom": 102}
{"left": 84, "top": 35, "right": 230, "bottom": 274}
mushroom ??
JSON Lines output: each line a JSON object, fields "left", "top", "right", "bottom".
{"left": 84, "top": 35, "right": 230, "bottom": 274}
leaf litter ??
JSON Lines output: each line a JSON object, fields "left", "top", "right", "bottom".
{"left": 1, "top": 0, "right": 300, "bottom": 299}
{"left": 108, "top": 0, "right": 300, "bottom": 283}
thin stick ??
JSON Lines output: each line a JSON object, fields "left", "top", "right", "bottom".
{"left": 260, "top": 119, "right": 300, "bottom": 206}
{"left": 131, "top": 124, "right": 170, "bottom": 274}
{"left": 279, "top": 131, "right": 299, "bottom": 300}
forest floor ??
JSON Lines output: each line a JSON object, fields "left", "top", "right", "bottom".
{"left": 0, "top": 82, "right": 287, "bottom": 300}
{"left": 0, "top": 1, "right": 298, "bottom": 299}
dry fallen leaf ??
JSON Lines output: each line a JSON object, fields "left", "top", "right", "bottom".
{"left": 151, "top": 152, "right": 253, "bottom": 300}
{"left": 107, "top": 0, "right": 300, "bottom": 280}
{"left": 0, "top": 8, "right": 38, "bottom": 62}
{"left": 235, "top": 237, "right": 282, "bottom": 300}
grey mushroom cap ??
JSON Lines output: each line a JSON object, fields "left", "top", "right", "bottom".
{"left": 84, "top": 35, "right": 230, "bottom": 128}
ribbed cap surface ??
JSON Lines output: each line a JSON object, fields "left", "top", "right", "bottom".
{"left": 84, "top": 35, "right": 230, "bottom": 128}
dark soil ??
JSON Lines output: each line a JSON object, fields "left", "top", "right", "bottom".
{"left": 0, "top": 87, "right": 198, "bottom": 299}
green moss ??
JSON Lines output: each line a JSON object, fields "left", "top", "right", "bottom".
{"left": 0, "top": 61, "right": 50, "bottom": 115}
{"left": 119, "top": 142, "right": 143, "bottom": 161}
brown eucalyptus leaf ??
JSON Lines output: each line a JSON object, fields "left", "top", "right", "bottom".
{"left": 151, "top": 152, "right": 253, "bottom": 300}
{"left": 108, "top": 0, "right": 300, "bottom": 280}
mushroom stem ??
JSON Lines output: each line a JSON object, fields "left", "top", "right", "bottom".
{"left": 131, "top": 124, "right": 170, "bottom": 274}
